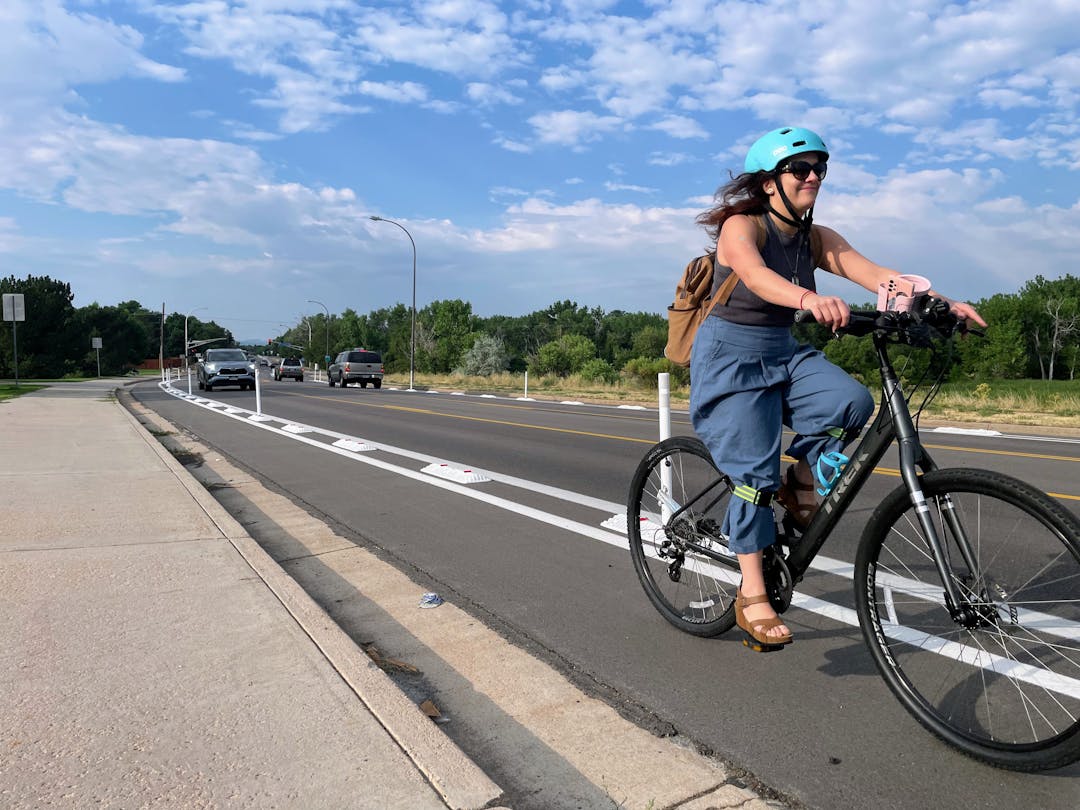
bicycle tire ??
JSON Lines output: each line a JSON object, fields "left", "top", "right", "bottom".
{"left": 855, "top": 468, "right": 1080, "bottom": 771}
{"left": 627, "top": 436, "right": 738, "bottom": 637}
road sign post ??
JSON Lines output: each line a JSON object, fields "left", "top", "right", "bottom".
{"left": 91, "top": 337, "right": 103, "bottom": 377}
{"left": 3, "top": 293, "right": 26, "bottom": 388}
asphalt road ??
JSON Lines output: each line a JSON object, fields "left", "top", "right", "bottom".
{"left": 131, "top": 374, "right": 1080, "bottom": 810}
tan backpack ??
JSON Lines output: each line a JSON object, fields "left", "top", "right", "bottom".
{"left": 664, "top": 216, "right": 823, "bottom": 366}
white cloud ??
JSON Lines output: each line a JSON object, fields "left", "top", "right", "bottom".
{"left": 649, "top": 115, "right": 708, "bottom": 140}
{"left": 494, "top": 134, "right": 533, "bottom": 153}
{"left": 604, "top": 182, "right": 657, "bottom": 194}
{"left": 353, "top": 2, "right": 521, "bottom": 77}
{"left": 0, "top": 0, "right": 183, "bottom": 115}
{"left": 358, "top": 80, "right": 430, "bottom": 103}
{"left": 528, "top": 109, "right": 624, "bottom": 146}
{"left": 538, "top": 67, "right": 586, "bottom": 93}
{"left": 648, "top": 152, "right": 695, "bottom": 167}
{"left": 466, "top": 82, "right": 523, "bottom": 106}
{"left": 3, "top": 0, "right": 1080, "bottom": 332}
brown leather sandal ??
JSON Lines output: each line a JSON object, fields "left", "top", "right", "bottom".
{"left": 775, "top": 464, "right": 818, "bottom": 529}
{"left": 735, "top": 589, "right": 793, "bottom": 651}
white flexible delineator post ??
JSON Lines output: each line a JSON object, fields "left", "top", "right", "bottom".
{"left": 255, "top": 360, "right": 262, "bottom": 415}
{"left": 658, "top": 372, "right": 672, "bottom": 523}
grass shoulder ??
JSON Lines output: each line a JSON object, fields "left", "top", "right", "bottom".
{"left": 382, "top": 372, "right": 1080, "bottom": 433}
{"left": 0, "top": 384, "right": 46, "bottom": 402}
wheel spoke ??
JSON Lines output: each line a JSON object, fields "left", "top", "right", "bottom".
{"left": 856, "top": 469, "right": 1080, "bottom": 769}
{"left": 627, "top": 438, "right": 739, "bottom": 637}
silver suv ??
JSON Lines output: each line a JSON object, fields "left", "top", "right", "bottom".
{"left": 273, "top": 356, "right": 304, "bottom": 381}
{"left": 198, "top": 348, "right": 256, "bottom": 391}
{"left": 328, "top": 349, "right": 383, "bottom": 389}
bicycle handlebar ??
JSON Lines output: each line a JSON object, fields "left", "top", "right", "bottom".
{"left": 794, "top": 296, "right": 983, "bottom": 344}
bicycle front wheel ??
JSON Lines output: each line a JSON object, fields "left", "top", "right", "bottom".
{"left": 627, "top": 437, "right": 738, "bottom": 637}
{"left": 855, "top": 468, "right": 1080, "bottom": 771}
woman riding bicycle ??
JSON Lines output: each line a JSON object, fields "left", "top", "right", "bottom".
{"left": 692, "top": 126, "right": 986, "bottom": 651}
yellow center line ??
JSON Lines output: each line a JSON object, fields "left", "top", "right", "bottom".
{"left": 378, "top": 402, "right": 658, "bottom": 444}
{"left": 282, "top": 390, "right": 1080, "bottom": 500}
{"left": 918, "top": 442, "right": 1079, "bottom": 463}
{"left": 782, "top": 460, "right": 1077, "bottom": 501}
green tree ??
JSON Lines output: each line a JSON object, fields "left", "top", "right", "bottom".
{"left": 578, "top": 358, "right": 619, "bottom": 383}
{"left": 163, "top": 312, "right": 232, "bottom": 359}
{"left": 480, "top": 314, "right": 536, "bottom": 372}
{"left": 533, "top": 334, "right": 597, "bottom": 377}
{"left": 418, "top": 299, "right": 480, "bottom": 373}
{"left": 117, "top": 300, "right": 161, "bottom": 360}
{"left": 953, "top": 293, "right": 1027, "bottom": 380}
{"left": 597, "top": 311, "right": 668, "bottom": 366}
{"left": 1016, "top": 275, "right": 1080, "bottom": 380}
{"left": 630, "top": 324, "right": 668, "bottom": 360}
{"left": 822, "top": 333, "right": 879, "bottom": 384}
{"left": 76, "top": 303, "right": 150, "bottom": 375}
{"left": 456, "top": 334, "right": 509, "bottom": 376}
{"left": 622, "top": 356, "right": 689, "bottom": 387}
{"left": 0, "top": 274, "right": 81, "bottom": 377}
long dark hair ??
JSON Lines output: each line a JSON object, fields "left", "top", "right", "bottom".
{"left": 695, "top": 172, "right": 770, "bottom": 247}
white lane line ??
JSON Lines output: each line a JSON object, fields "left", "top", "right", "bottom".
{"left": 160, "top": 381, "right": 1080, "bottom": 696}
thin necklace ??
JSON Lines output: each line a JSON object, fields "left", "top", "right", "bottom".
{"left": 766, "top": 215, "right": 804, "bottom": 286}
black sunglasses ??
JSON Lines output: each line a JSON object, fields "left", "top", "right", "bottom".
{"left": 780, "top": 160, "right": 828, "bottom": 181}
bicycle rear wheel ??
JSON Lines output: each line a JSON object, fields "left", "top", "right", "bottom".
{"left": 855, "top": 468, "right": 1080, "bottom": 771}
{"left": 627, "top": 437, "right": 738, "bottom": 637}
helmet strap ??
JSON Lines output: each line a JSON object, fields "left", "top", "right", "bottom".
{"left": 770, "top": 180, "right": 814, "bottom": 233}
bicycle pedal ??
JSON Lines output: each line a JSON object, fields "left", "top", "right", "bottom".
{"left": 741, "top": 633, "right": 786, "bottom": 653}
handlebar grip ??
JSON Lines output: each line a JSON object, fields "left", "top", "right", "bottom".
{"left": 793, "top": 308, "right": 815, "bottom": 324}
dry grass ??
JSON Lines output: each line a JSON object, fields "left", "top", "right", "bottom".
{"left": 918, "top": 386, "right": 1080, "bottom": 430}
{"left": 383, "top": 370, "right": 677, "bottom": 407}
{"left": 383, "top": 371, "right": 1080, "bottom": 433}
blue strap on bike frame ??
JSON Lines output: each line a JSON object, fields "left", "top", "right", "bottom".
{"left": 816, "top": 451, "right": 850, "bottom": 497}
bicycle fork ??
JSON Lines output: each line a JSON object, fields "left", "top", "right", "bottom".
{"left": 886, "top": 374, "right": 988, "bottom": 627}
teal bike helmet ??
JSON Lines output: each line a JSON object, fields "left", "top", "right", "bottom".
{"left": 744, "top": 127, "right": 829, "bottom": 174}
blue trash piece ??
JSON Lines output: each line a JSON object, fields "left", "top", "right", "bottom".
{"left": 418, "top": 592, "right": 444, "bottom": 609}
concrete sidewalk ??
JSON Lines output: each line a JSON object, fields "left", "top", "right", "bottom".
{"left": 2, "top": 380, "right": 788, "bottom": 810}
{"left": 0, "top": 381, "right": 503, "bottom": 810}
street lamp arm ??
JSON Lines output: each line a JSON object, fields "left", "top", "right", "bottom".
{"left": 369, "top": 215, "right": 418, "bottom": 391}
{"left": 307, "top": 299, "right": 330, "bottom": 362}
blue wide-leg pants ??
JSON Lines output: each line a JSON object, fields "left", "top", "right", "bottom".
{"left": 689, "top": 316, "right": 875, "bottom": 554}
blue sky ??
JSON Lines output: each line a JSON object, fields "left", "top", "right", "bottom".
{"left": 3, "top": 1, "right": 1079, "bottom": 343}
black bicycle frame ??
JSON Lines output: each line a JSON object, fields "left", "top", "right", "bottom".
{"left": 784, "top": 331, "right": 932, "bottom": 578}
{"left": 785, "top": 329, "right": 979, "bottom": 615}
{"left": 676, "top": 325, "right": 980, "bottom": 615}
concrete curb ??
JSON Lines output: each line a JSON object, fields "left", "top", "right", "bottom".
{"left": 119, "top": 399, "right": 504, "bottom": 810}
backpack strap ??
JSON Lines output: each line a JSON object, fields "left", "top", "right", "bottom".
{"left": 713, "top": 214, "right": 767, "bottom": 306}
{"left": 714, "top": 216, "right": 824, "bottom": 307}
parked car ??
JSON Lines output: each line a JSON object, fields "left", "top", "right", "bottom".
{"left": 197, "top": 348, "right": 256, "bottom": 391}
{"left": 274, "top": 356, "right": 304, "bottom": 382}
{"left": 328, "top": 349, "right": 383, "bottom": 389}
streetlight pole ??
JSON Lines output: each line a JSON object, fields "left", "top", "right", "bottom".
{"left": 184, "top": 307, "right": 206, "bottom": 393}
{"left": 307, "top": 299, "right": 330, "bottom": 366}
{"left": 369, "top": 215, "right": 416, "bottom": 391}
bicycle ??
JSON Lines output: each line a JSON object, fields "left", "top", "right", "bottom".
{"left": 626, "top": 297, "right": 1080, "bottom": 771}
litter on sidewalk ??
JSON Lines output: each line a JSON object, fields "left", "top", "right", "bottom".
{"left": 418, "top": 592, "right": 444, "bottom": 609}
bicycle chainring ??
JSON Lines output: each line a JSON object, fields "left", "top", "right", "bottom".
{"left": 763, "top": 547, "right": 794, "bottom": 613}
